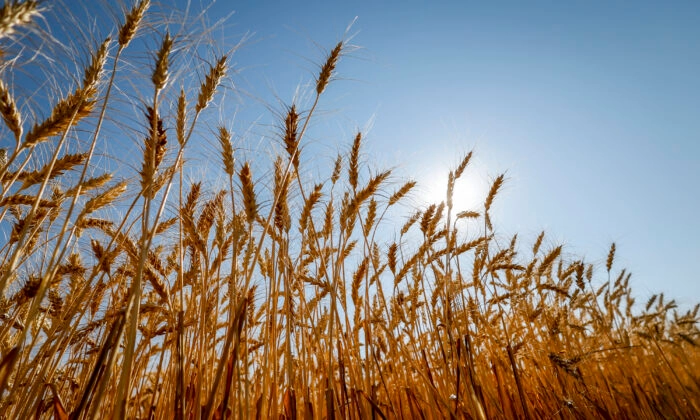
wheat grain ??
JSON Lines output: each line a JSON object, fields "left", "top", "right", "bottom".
{"left": 0, "top": 0, "right": 39, "bottom": 39}
{"left": 273, "top": 157, "right": 291, "bottom": 232}
{"left": 152, "top": 33, "right": 173, "bottom": 91}
{"left": 197, "top": 190, "right": 225, "bottom": 236}
{"left": 389, "top": 181, "right": 416, "bottom": 207}
{"left": 79, "top": 180, "right": 127, "bottom": 218}
{"left": 64, "top": 173, "right": 112, "bottom": 198}
{"left": 140, "top": 107, "right": 167, "bottom": 196}
{"left": 218, "top": 126, "right": 235, "bottom": 176}
{"left": 119, "top": 0, "right": 149, "bottom": 48}
{"left": 484, "top": 174, "right": 504, "bottom": 231}
{"left": 362, "top": 198, "right": 377, "bottom": 237}
{"left": 446, "top": 171, "right": 455, "bottom": 209}
{"left": 283, "top": 105, "right": 299, "bottom": 170}
{"left": 387, "top": 243, "right": 398, "bottom": 275}
{"left": 316, "top": 42, "right": 342, "bottom": 95}
{"left": 348, "top": 132, "right": 361, "bottom": 191}
{"left": 484, "top": 174, "right": 504, "bottom": 214}
{"left": 401, "top": 210, "right": 421, "bottom": 236}
{"left": 538, "top": 246, "right": 562, "bottom": 277}
{"left": 83, "top": 38, "right": 111, "bottom": 95}
{"left": 331, "top": 154, "right": 342, "bottom": 184}
{"left": 351, "top": 257, "right": 368, "bottom": 307}
{"left": 239, "top": 162, "right": 257, "bottom": 224}
{"left": 299, "top": 183, "right": 322, "bottom": 235}
{"left": 456, "top": 210, "right": 480, "bottom": 220}
{"left": 0, "top": 80, "right": 22, "bottom": 143}
{"left": 24, "top": 89, "right": 95, "bottom": 147}
{"left": 16, "top": 152, "right": 87, "bottom": 190}
{"left": 606, "top": 242, "right": 616, "bottom": 273}
{"left": 454, "top": 151, "right": 473, "bottom": 180}
{"left": 0, "top": 194, "right": 56, "bottom": 208}
{"left": 196, "top": 55, "right": 227, "bottom": 113}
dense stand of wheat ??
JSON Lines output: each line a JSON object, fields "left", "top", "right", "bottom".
{"left": 0, "top": 1, "right": 698, "bottom": 419}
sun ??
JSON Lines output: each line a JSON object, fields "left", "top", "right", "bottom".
{"left": 420, "top": 162, "right": 489, "bottom": 216}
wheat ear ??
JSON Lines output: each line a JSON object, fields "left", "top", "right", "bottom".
{"left": 0, "top": 80, "right": 22, "bottom": 143}
{"left": 119, "top": 0, "right": 150, "bottom": 48}
{"left": 196, "top": 56, "right": 228, "bottom": 113}
{"left": 0, "top": 0, "right": 39, "bottom": 39}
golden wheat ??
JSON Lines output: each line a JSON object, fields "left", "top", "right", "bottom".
{"left": 0, "top": 2, "right": 696, "bottom": 419}
{"left": 0, "top": 0, "right": 38, "bottom": 39}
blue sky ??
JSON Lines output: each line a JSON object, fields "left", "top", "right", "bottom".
{"left": 201, "top": 1, "right": 699, "bottom": 306}
{"left": 28, "top": 1, "right": 695, "bottom": 306}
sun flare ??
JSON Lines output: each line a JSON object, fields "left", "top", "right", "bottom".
{"left": 421, "top": 163, "right": 489, "bottom": 215}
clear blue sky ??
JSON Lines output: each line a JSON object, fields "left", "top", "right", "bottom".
{"left": 36, "top": 1, "right": 693, "bottom": 306}
{"left": 201, "top": 1, "right": 698, "bottom": 306}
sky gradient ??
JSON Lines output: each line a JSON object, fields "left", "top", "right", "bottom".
{"left": 75, "top": 0, "right": 700, "bottom": 308}
{"left": 197, "top": 1, "right": 699, "bottom": 306}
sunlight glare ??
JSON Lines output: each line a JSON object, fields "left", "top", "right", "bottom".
{"left": 420, "top": 162, "right": 489, "bottom": 216}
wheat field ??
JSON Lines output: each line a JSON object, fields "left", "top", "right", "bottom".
{"left": 0, "top": 1, "right": 697, "bottom": 419}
